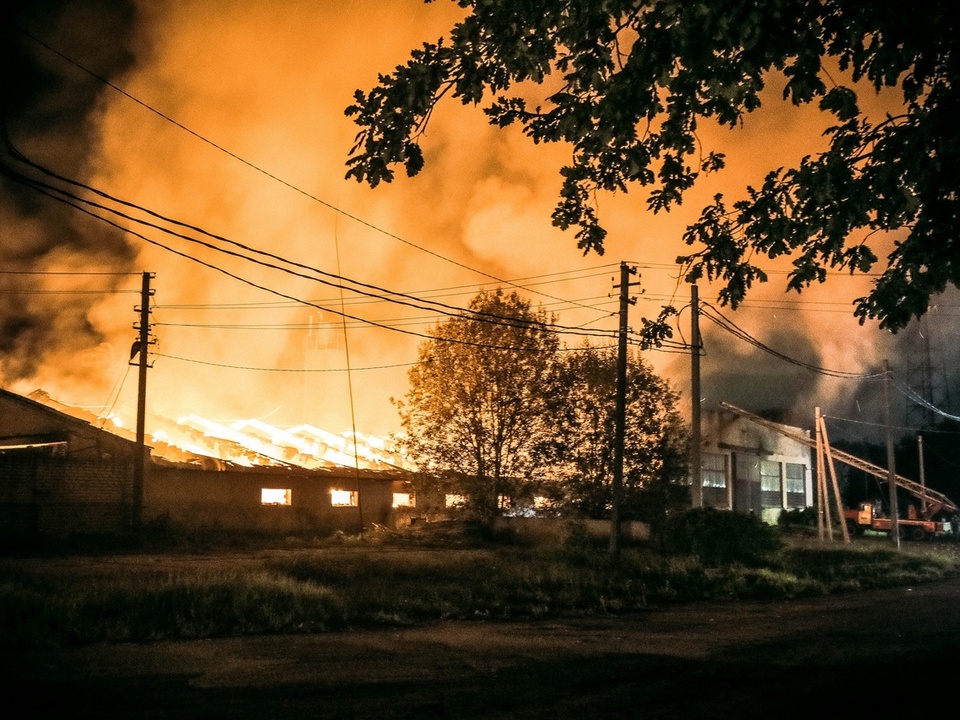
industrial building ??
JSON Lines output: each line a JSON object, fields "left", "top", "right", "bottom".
{"left": 696, "top": 407, "right": 814, "bottom": 523}
{"left": 0, "top": 388, "right": 406, "bottom": 542}
{"left": 1, "top": 388, "right": 815, "bottom": 544}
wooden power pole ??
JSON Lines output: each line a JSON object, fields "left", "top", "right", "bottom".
{"left": 690, "top": 284, "right": 702, "bottom": 509}
{"left": 610, "top": 262, "right": 638, "bottom": 558}
{"left": 883, "top": 359, "right": 901, "bottom": 549}
{"left": 131, "top": 271, "right": 154, "bottom": 537}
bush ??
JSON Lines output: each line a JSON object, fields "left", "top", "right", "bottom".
{"left": 778, "top": 508, "right": 817, "bottom": 528}
{"left": 663, "top": 508, "right": 784, "bottom": 567}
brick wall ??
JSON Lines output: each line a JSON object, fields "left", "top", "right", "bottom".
{"left": 0, "top": 456, "right": 132, "bottom": 537}
{"left": 145, "top": 465, "right": 397, "bottom": 535}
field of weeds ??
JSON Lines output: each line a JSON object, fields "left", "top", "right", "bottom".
{"left": 2, "top": 520, "right": 958, "bottom": 647}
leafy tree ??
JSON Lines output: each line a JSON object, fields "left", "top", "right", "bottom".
{"left": 395, "top": 289, "right": 559, "bottom": 518}
{"left": 346, "top": 1, "right": 959, "bottom": 334}
{"left": 539, "top": 344, "right": 689, "bottom": 522}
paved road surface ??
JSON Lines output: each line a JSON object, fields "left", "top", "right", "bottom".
{"left": 6, "top": 576, "right": 960, "bottom": 718}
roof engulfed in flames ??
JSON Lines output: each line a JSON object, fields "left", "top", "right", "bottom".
{"left": 28, "top": 389, "right": 409, "bottom": 471}
{"left": 169, "top": 414, "right": 408, "bottom": 470}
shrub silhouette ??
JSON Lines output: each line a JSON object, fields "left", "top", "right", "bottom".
{"left": 664, "top": 508, "right": 783, "bottom": 567}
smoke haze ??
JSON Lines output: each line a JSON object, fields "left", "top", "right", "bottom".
{"left": 2, "top": 0, "right": 957, "bottom": 445}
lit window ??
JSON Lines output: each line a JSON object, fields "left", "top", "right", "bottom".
{"left": 445, "top": 493, "right": 467, "bottom": 509}
{"left": 330, "top": 489, "right": 358, "bottom": 507}
{"left": 701, "top": 453, "right": 726, "bottom": 488}
{"left": 760, "top": 461, "right": 781, "bottom": 492}
{"left": 785, "top": 463, "right": 805, "bottom": 494}
{"left": 261, "top": 488, "right": 291, "bottom": 506}
{"left": 392, "top": 492, "right": 415, "bottom": 508}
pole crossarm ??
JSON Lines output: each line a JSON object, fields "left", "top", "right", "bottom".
{"left": 719, "top": 402, "right": 958, "bottom": 515}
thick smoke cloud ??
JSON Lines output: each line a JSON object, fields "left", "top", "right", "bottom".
{"left": 1, "top": 1, "right": 139, "bottom": 397}
{"left": 1, "top": 0, "right": 957, "bottom": 444}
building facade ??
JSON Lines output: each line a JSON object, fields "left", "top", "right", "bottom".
{"left": 696, "top": 408, "right": 814, "bottom": 523}
{"left": 0, "top": 388, "right": 404, "bottom": 542}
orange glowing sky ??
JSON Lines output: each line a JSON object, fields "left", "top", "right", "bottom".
{"left": 3, "top": 1, "right": 958, "bottom": 444}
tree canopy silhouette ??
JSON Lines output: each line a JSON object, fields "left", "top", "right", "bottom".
{"left": 539, "top": 344, "right": 689, "bottom": 521}
{"left": 394, "top": 289, "right": 558, "bottom": 518}
{"left": 346, "top": 0, "right": 958, "bottom": 335}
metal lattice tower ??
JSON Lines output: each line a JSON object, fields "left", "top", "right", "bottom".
{"left": 904, "top": 312, "right": 953, "bottom": 429}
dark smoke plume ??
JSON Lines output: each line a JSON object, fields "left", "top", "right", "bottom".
{"left": 1, "top": 1, "right": 139, "bottom": 384}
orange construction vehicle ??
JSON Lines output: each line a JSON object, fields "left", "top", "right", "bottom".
{"left": 720, "top": 402, "right": 958, "bottom": 542}
{"left": 844, "top": 501, "right": 946, "bottom": 541}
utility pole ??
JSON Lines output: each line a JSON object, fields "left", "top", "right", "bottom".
{"left": 690, "top": 284, "right": 702, "bottom": 508}
{"left": 815, "top": 406, "right": 827, "bottom": 541}
{"left": 818, "top": 411, "right": 851, "bottom": 543}
{"left": 918, "top": 434, "right": 927, "bottom": 518}
{"left": 131, "top": 271, "right": 155, "bottom": 537}
{"left": 610, "top": 262, "right": 639, "bottom": 558}
{"left": 883, "top": 359, "right": 900, "bottom": 549}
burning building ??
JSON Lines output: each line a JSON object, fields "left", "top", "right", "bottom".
{"left": 0, "top": 387, "right": 411, "bottom": 542}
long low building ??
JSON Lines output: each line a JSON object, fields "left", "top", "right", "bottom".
{"left": 146, "top": 462, "right": 402, "bottom": 536}
{"left": 2, "top": 388, "right": 817, "bottom": 542}
{"left": 0, "top": 388, "right": 408, "bottom": 541}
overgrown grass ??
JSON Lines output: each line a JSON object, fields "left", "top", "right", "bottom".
{"left": 2, "top": 524, "right": 958, "bottom": 648}
{"left": 780, "top": 541, "right": 960, "bottom": 589}
{"left": 0, "top": 570, "right": 348, "bottom": 646}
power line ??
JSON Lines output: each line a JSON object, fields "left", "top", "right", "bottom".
{"left": 699, "top": 303, "right": 881, "bottom": 379}
{"left": 1, "top": 139, "right": 620, "bottom": 345}
{"left": 893, "top": 378, "right": 960, "bottom": 422}
{"left": 153, "top": 292, "right": 618, "bottom": 318}
{"left": 20, "top": 29, "right": 608, "bottom": 315}
{"left": 154, "top": 294, "right": 619, "bottom": 331}
{"left": 4, "top": 171, "right": 618, "bottom": 354}
{"left": 823, "top": 414, "right": 960, "bottom": 435}
{"left": 154, "top": 352, "right": 417, "bottom": 373}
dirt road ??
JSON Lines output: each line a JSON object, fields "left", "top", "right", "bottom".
{"left": 6, "top": 575, "right": 960, "bottom": 718}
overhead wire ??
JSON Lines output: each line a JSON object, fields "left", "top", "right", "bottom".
{"left": 95, "top": 363, "right": 132, "bottom": 429}
{"left": 823, "top": 414, "right": 960, "bottom": 435}
{"left": 893, "top": 378, "right": 960, "bottom": 422}
{"left": 150, "top": 354, "right": 419, "bottom": 373}
{"left": 699, "top": 302, "right": 882, "bottom": 379}
{"left": 153, "top": 293, "right": 620, "bottom": 332}
{"left": 2, "top": 189, "right": 630, "bottom": 359}
{"left": 1, "top": 161, "right": 643, "bottom": 365}
{"left": 20, "top": 29, "right": 612, "bottom": 316}
{"left": 1, "top": 137, "right": 618, "bottom": 342}
{"left": 0, "top": 146, "right": 623, "bottom": 350}
{"left": 10, "top": 178, "right": 559, "bottom": 353}
{"left": 154, "top": 291, "right": 619, "bottom": 320}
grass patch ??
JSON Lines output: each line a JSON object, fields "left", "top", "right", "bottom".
{"left": 0, "top": 570, "right": 347, "bottom": 647}
{"left": 2, "top": 524, "right": 958, "bottom": 648}
{"left": 778, "top": 541, "right": 960, "bottom": 589}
